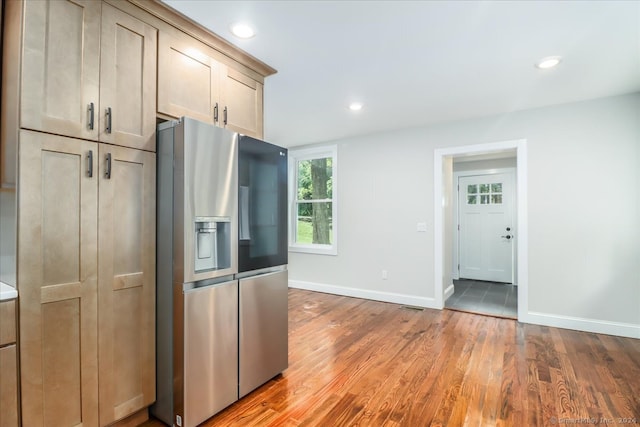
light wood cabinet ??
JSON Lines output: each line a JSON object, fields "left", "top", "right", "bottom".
{"left": 99, "top": 3, "right": 157, "bottom": 151}
{"left": 221, "top": 67, "right": 264, "bottom": 138}
{"left": 0, "top": 299, "right": 18, "bottom": 427}
{"left": 158, "top": 31, "right": 264, "bottom": 138}
{"left": 20, "top": 1, "right": 157, "bottom": 151}
{"left": 17, "top": 130, "right": 157, "bottom": 427}
{"left": 97, "top": 144, "right": 156, "bottom": 426}
{"left": 0, "top": 300, "right": 16, "bottom": 346}
{"left": 4, "top": 1, "right": 275, "bottom": 426}
{"left": 18, "top": 130, "right": 100, "bottom": 427}
{"left": 20, "top": 0, "right": 101, "bottom": 141}
{"left": 0, "top": 345, "right": 18, "bottom": 427}
{"left": 157, "top": 32, "right": 222, "bottom": 124}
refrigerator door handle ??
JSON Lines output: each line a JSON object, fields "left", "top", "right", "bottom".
{"left": 239, "top": 186, "right": 251, "bottom": 240}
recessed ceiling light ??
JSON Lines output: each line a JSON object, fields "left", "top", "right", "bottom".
{"left": 536, "top": 56, "right": 562, "bottom": 69}
{"left": 230, "top": 23, "right": 255, "bottom": 39}
{"left": 349, "top": 102, "right": 363, "bottom": 111}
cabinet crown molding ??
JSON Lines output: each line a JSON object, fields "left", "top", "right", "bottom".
{"left": 125, "top": 0, "right": 277, "bottom": 78}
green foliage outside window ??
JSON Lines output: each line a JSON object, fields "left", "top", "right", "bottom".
{"left": 296, "top": 157, "right": 333, "bottom": 244}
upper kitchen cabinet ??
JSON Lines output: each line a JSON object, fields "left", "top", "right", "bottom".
{"left": 157, "top": 32, "right": 222, "bottom": 124}
{"left": 99, "top": 3, "right": 157, "bottom": 151}
{"left": 220, "top": 67, "right": 264, "bottom": 138}
{"left": 20, "top": 0, "right": 101, "bottom": 141}
{"left": 157, "top": 30, "right": 264, "bottom": 138}
{"left": 20, "top": 1, "right": 157, "bottom": 151}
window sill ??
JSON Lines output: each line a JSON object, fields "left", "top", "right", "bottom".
{"left": 289, "top": 244, "right": 337, "bottom": 256}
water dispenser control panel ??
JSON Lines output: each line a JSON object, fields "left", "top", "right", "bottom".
{"left": 194, "top": 216, "right": 231, "bottom": 273}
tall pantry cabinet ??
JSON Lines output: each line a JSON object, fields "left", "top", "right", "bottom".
{"left": 2, "top": 0, "right": 275, "bottom": 425}
{"left": 7, "top": 0, "right": 157, "bottom": 425}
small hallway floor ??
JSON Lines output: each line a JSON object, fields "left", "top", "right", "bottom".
{"left": 445, "top": 278, "right": 517, "bottom": 318}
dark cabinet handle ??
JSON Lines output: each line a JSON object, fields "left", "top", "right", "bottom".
{"left": 501, "top": 235, "right": 512, "bottom": 240}
{"left": 214, "top": 103, "right": 219, "bottom": 123}
{"left": 105, "top": 153, "right": 112, "bottom": 179}
{"left": 105, "top": 107, "right": 112, "bottom": 134}
{"left": 87, "top": 103, "right": 94, "bottom": 130}
{"left": 223, "top": 106, "right": 228, "bottom": 125}
{"left": 87, "top": 150, "right": 93, "bottom": 178}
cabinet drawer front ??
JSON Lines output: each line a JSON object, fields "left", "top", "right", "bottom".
{"left": 0, "top": 300, "right": 16, "bottom": 346}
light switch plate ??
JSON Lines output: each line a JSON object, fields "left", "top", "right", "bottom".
{"left": 417, "top": 222, "right": 427, "bottom": 232}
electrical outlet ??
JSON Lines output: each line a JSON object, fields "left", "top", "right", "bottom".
{"left": 382, "top": 270, "right": 388, "bottom": 280}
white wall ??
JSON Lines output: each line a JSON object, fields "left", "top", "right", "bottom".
{"left": 288, "top": 92, "right": 640, "bottom": 337}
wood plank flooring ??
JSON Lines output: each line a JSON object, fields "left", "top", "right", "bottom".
{"left": 144, "top": 288, "right": 640, "bottom": 426}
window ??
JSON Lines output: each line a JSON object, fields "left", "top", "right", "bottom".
{"left": 288, "top": 145, "right": 337, "bottom": 255}
{"left": 467, "top": 182, "right": 502, "bottom": 205}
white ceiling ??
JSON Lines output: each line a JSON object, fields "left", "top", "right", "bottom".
{"left": 163, "top": 0, "right": 640, "bottom": 147}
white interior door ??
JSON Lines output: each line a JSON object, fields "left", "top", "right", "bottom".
{"left": 459, "top": 172, "right": 514, "bottom": 283}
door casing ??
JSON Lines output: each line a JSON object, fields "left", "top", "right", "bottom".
{"left": 433, "top": 139, "right": 528, "bottom": 321}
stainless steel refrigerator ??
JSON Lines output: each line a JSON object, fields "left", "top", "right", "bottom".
{"left": 237, "top": 135, "right": 289, "bottom": 398}
{"left": 152, "top": 117, "right": 239, "bottom": 427}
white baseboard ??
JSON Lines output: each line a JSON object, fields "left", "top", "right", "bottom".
{"left": 444, "top": 284, "right": 455, "bottom": 301}
{"left": 289, "top": 281, "right": 640, "bottom": 339}
{"left": 521, "top": 311, "right": 640, "bottom": 339}
{"left": 289, "top": 280, "right": 438, "bottom": 309}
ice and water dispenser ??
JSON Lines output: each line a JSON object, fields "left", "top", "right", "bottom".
{"left": 155, "top": 117, "right": 238, "bottom": 284}
{"left": 194, "top": 216, "right": 231, "bottom": 273}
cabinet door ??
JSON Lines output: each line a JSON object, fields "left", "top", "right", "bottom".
{"left": 157, "top": 32, "right": 221, "bottom": 124}
{"left": 18, "top": 130, "right": 99, "bottom": 427}
{"left": 99, "top": 3, "right": 157, "bottom": 152}
{"left": 221, "top": 67, "right": 264, "bottom": 138}
{"left": 0, "top": 300, "right": 16, "bottom": 346}
{"left": 21, "top": 0, "right": 100, "bottom": 140}
{"left": 0, "top": 345, "right": 18, "bottom": 427}
{"left": 98, "top": 144, "right": 156, "bottom": 426}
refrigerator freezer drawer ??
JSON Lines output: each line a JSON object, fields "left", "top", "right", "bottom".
{"left": 239, "top": 269, "right": 289, "bottom": 398}
{"left": 183, "top": 280, "right": 238, "bottom": 427}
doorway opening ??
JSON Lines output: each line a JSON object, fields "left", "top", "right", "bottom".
{"left": 446, "top": 279, "right": 517, "bottom": 318}
{"left": 433, "top": 139, "right": 528, "bottom": 321}
{"left": 448, "top": 165, "right": 517, "bottom": 318}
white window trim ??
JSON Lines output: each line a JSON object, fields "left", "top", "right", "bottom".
{"left": 288, "top": 145, "right": 338, "bottom": 255}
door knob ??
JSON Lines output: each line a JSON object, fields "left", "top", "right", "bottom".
{"left": 501, "top": 235, "right": 512, "bottom": 240}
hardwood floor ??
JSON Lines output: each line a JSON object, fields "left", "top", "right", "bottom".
{"left": 144, "top": 288, "right": 640, "bottom": 426}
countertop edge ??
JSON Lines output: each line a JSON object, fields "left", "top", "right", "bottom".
{"left": 0, "top": 282, "right": 18, "bottom": 301}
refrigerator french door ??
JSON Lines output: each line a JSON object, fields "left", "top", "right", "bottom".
{"left": 238, "top": 135, "right": 288, "bottom": 272}
{"left": 237, "top": 135, "right": 289, "bottom": 397}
